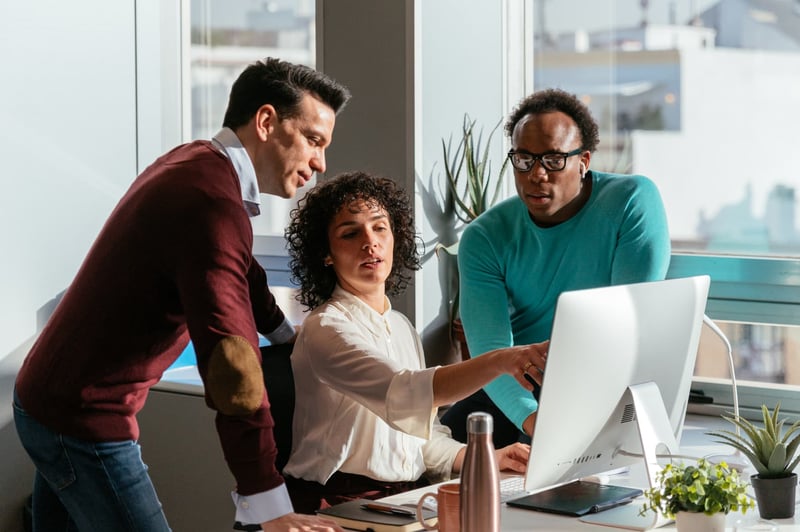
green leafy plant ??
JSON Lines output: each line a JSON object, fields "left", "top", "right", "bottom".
{"left": 708, "top": 402, "right": 800, "bottom": 478}
{"left": 640, "top": 458, "right": 754, "bottom": 518}
{"left": 440, "top": 113, "right": 509, "bottom": 226}
{"left": 435, "top": 114, "right": 509, "bottom": 329}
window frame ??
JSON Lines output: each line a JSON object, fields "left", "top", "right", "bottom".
{"left": 669, "top": 254, "right": 800, "bottom": 326}
{"left": 668, "top": 254, "right": 800, "bottom": 416}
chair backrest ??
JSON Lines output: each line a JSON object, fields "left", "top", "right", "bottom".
{"left": 260, "top": 343, "right": 295, "bottom": 472}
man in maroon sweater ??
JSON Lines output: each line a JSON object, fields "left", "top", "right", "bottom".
{"left": 13, "top": 58, "right": 350, "bottom": 531}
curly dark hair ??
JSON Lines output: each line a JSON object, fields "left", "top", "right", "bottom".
{"left": 222, "top": 57, "right": 351, "bottom": 130}
{"left": 505, "top": 88, "right": 600, "bottom": 153}
{"left": 285, "top": 171, "right": 421, "bottom": 311}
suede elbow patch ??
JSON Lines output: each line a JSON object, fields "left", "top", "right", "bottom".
{"left": 206, "top": 335, "right": 264, "bottom": 416}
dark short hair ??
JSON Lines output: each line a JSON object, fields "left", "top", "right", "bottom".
{"left": 285, "top": 172, "right": 421, "bottom": 311}
{"left": 505, "top": 88, "right": 600, "bottom": 153}
{"left": 222, "top": 57, "right": 351, "bottom": 129}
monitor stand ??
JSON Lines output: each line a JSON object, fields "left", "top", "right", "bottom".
{"left": 579, "top": 382, "right": 677, "bottom": 531}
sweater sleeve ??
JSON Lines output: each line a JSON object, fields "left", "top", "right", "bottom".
{"left": 610, "top": 175, "right": 671, "bottom": 284}
{"left": 458, "top": 221, "right": 539, "bottom": 430}
{"left": 169, "top": 193, "right": 284, "bottom": 496}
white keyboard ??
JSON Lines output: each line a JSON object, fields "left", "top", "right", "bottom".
{"left": 402, "top": 478, "right": 529, "bottom": 510}
{"left": 499, "top": 476, "right": 530, "bottom": 503}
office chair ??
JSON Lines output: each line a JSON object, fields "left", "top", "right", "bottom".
{"left": 260, "top": 342, "right": 296, "bottom": 473}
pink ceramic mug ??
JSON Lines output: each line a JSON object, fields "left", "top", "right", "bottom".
{"left": 416, "top": 482, "right": 460, "bottom": 532}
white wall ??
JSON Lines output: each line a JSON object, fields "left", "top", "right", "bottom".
{"left": 0, "top": 1, "right": 137, "bottom": 362}
{"left": 0, "top": 0, "right": 181, "bottom": 365}
{"left": 0, "top": 2, "right": 178, "bottom": 528}
{"left": 0, "top": 2, "right": 136, "bottom": 528}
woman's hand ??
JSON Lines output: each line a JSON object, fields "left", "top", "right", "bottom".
{"left": 495, "top": 340, "right": 549, "bottom": 391}
{"left": 432, "top": 340, "right": 549, "bottom": 407}
{"left": 495, "top": 442, "right": 531, "bottom": 473}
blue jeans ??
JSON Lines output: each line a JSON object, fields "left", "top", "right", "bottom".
{"left": 13, "top": 390, "right": 171, "bottom": 532}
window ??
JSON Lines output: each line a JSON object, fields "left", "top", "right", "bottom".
{"left": 189, "top": 0, "right": 315, "bottom": 241}
{"left": 531, "top": 0, "right": 800, "bottom": 409}
{"left": 164, "top": 0, "right": 313, "bottom": 373}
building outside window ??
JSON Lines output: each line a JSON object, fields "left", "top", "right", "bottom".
{"left": 531, "top": 0, "right": 800, "bottom": 394}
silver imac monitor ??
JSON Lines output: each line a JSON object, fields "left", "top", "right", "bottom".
{"left": 524, "top": 275, "right": 711, "bottom": 499}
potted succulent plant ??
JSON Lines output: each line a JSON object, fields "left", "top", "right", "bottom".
{"left": 434, "top": 113, "right": 509, "bottom": 360}
{"left": 640, "top": 458, "right": 754, "bottom": 532}
{"left": 708, "top": 402, "right": 800, "bottom": 519}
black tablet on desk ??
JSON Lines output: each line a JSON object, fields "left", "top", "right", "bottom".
{"left": 505, "top": 480, "right": 643, "bottom": 517}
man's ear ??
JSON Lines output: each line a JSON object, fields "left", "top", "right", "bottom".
{"left": 255, "top": 104, "right": 277, "bottom": 142}
{"left": 580, "top": 152, "right": 591, "bottom": 174}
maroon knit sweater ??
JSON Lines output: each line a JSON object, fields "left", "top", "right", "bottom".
{"left": 16, "top": 141, "right": 286, "bottom": 495}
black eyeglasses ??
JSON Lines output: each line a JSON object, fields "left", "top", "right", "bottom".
{"left": 507, "top": 147, "right": 583, "bottom": 172}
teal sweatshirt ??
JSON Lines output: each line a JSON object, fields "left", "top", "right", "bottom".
{"left": 458, "top": 170, "right": 671, "bottom": 429}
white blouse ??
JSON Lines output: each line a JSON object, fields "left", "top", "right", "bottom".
{"left": 283, "top": 286, "right": 465, "bottom": 485}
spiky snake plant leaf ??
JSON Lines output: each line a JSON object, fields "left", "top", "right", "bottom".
{"left": 440, "top": 114, "right": 507, "bottom": 225}
{"left": 708, "top": 402, "right": 800, "bottom": 478}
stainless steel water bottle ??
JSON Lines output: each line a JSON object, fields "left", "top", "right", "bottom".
{"left": 460, "top": 411, "right": 500, "bottom": 532}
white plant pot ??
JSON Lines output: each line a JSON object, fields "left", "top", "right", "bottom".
{"left": 674, "top": 511, "right": 725, "bottom": 532}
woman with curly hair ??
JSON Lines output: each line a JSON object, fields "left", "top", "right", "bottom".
{"left": 281, "top": 171, "right": 548, "bottom": 513}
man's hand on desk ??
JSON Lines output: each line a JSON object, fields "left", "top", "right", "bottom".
{"left": 495, "top": 442, "right": 531, "bottom": 473}
{"left": 261, "top": 512, "right": 345, "bottom": 531}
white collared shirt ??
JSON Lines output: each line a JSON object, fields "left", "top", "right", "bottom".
{"left": 284, "top": 286, "right": 465, "bottom": 485}
{"left": 211, "top": 127, "right": 261, "bottom": 216}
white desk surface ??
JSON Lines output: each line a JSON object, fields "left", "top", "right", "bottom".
{"left": 380, "top": 414, "right": 800, "bottom": 531}
{"left": 153, "top": 371, "right": 800, "bottom": 530}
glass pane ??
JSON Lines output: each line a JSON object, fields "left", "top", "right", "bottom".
{"left": 190, "top": 0, "right": 315, "bottom": 236}
{"left": 532, "top": 0, "right": 800, "bottom": 258}
{"left": 697, "top": 319, "right": 800, "bottom": 386}
{"left": 190, "top": 0, "right": 315, "bottom": 140}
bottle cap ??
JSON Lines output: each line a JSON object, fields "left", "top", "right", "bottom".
{"left": 466, "top": 411, "right": 493, "bottom": 434}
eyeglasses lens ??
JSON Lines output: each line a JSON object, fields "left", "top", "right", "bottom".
{"left": 509, "top": 153, "right": 566, "bottom": 172}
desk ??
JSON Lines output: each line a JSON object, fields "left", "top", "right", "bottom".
{"left": 379, "top": 415, "right": 800, "bottom": 531}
